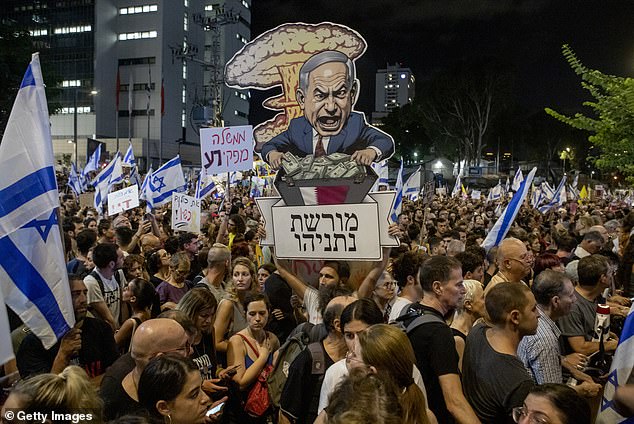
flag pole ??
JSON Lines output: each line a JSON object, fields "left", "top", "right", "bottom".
{"left": 146, "top": 65, "right": 151, "bottom": 170}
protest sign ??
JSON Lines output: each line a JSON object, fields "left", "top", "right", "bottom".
{"left": 171, "top": 192, "right": 201, "bottom": 233}
{"left": 257, "top": 191, "right": 398, "bottom": 260}
{"left": 79, "top": 192, "right": 94, "bottom": 209}
{"left": 107, "top": 185, "right": 139, "bottom": 216}
{"left": 200, "top": 125, "right": 253, "bottom": 174}
{"left": 471, "top": 190, "right": 481, "bottom": 200}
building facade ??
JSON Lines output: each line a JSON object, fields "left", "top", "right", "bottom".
{"left": 371, "top": 63, "right": 415, "bottom": 124}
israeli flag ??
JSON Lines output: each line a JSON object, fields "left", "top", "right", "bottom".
{"left": 390, "top": 158, "right": 404, "bottom": 222}
{"left": 67, "top": 162, "right": 83, "bottom": 195}
{"left": 144, "top": 155, "right": 186, "bottom": 208}
{"left": 597, "top": 304, "right": 634, "bottom": 423}
{"left": 195, "top": 169, "right": 218, "bottom": 200}
{"left": 0, "top": 53, "right": 75, "bottom": 351}
{"left": 538, "top": 176, "right": 566, "bottom": 214}
{"left": 572, "top": 174, "right": 579, "bottom": 189}
{"left": 481, "top": 167, "right": 537, "bottom": 252}
{"left": 541, "top": 181, "right": 555, "bottom": 201}
{"left": 505, "top": 177, "right": 510, "bottom": 193}
{"left": 92, "top": 153, "right": 123, "bottom": 213}
{"left": 568, "top": 184, "right": 580, "bottom": 201}
{"left": 404, "top": 166, "right": 422, "bottom": 200}
{"left": 511, "top": 167, "right": 524, "bottom": 191}
{"left": 531, "top": 186, "right": 544, "bottom": 209}
{"left": 123, "top": 142, "right": 141, "bottom": 188}
{"left": 83, "top": 144, "right": 101, "bottom": 175}
{"left": 452, "top": 174, "right": 462, "bottom": 198}
{"left": 487, "top": 184, "right": 502, "bottom": 203}
{"left": 371, "top": 160, "right": 389, "bottom": 191}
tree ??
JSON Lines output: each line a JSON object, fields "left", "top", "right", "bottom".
{"left": 546, "top": 44, "right": 634, "bottom": 183}
{"left": 420, "top": 58, "right": 512, "bottom": 168}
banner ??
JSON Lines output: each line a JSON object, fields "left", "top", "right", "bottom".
{"left": 257, "top": 191, "right": 398, "bottom": 260}
{"left": 107, "top": 185, "right": 139, "bottom": 216}
{"left": 171, "top": 192, "right": 201, "bottom": 233}
{"left": 200, "top": 125, "right": 254, "bottom": 174}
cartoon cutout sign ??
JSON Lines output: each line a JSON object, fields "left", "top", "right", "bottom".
{"left": 226, "top": 22, "right": 398, "bottom": 260}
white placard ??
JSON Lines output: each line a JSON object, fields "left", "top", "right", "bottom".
{"left": 171, "top": 192, "right": 201, "bottom": 233}
{"left": 107, "top": 185, "right": 139, "bottom": 216}
{"left": 200, "top": 125, "right": 253, "bottom": 174}
{"left": 471, "top": 190, "right": 481, "bottom": 200}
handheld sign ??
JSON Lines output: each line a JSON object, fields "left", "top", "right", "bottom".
{"left": 200, "top": 125, "right": 254, "bottom": 174}
{"left": 107, "top": 185, "right": 139, "bottom": 216}
{"left": 171, "top": 192, "right": 201, "bottom": 233}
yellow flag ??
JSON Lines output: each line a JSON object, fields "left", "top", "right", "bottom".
{"left": 580, "top": 185, "right": 588, "bottom": 199}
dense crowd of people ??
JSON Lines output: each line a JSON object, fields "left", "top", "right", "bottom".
{"left": 2, "top": 180, "right": 634, "bottom": 424}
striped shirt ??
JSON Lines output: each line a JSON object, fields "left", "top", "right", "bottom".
{"left": 517, "top": 306, "right": 563, "bottom": 384}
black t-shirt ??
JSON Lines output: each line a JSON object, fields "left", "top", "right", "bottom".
{"left": 462, "top": 323, "right": 534, "bottom": 424}
{"left": 192, "top": 332, "right": 217, "bottom": 381}
{"left": 264, "top": 273, "right": 296, "bottom": 344}
{"left": 408, "top": 305, "right": 460, "bottom": 424}
{"left": 280, "top": 341, "right": 334, "bottom": 424}
{"left": 17, "top": 317, "right": 119, "bottom": 379}
{"left": 100, "top": 353, "right": 142, "bottom": 421}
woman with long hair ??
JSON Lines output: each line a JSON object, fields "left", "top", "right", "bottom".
{"left": 213, "top": 257, "right": 258, "bottom": 357}
{"left": 177, "top": 288, "right": 219, "bottom": 382}
{"left": 224, "top": 292, "right": 280, "bottom": 423}
{"left": 146, "top": 248, "right": 172, "bottom": 288}
{"left": 115, "top": 278, "right": 156, "bottom": 352}
{"left": 156, "top": 252, "right": 191, "bottom": 310}
{"left": 138, "top": 354, "right": 225, "bottom": 424}
{"left": 349, "top": 324, "right": 431, "bottom": 424}
{"left": 1, "top": 366, "right": 102, "bottom": 423}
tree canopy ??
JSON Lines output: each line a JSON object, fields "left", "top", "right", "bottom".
{"left": 546, "top": 44, "right": 634, "bottom": 183}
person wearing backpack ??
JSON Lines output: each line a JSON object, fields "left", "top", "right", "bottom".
{"left": 83, "top": 242, "right": 126, "bottom": 330}
{"left": 278, "top": 295, "right": 354, "bottom": 424}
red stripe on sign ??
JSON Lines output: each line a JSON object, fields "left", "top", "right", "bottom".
{"left": 315, "top": 186, "right": 349, "bottom": 205}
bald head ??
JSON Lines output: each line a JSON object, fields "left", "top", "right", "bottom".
{"left": 130, "top": 318, "right": 189, "bottom": 369}
{"left": 323, "top": 295, "right": 356, "bottom": 334}
{"left": 139, "top": 233, "right": 161, "bottom": 253}
{"left": 497, "top": 238, "right": 526, "bottom": 262}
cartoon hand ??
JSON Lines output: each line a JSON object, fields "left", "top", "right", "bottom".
{"left": 351, "top": 148, "right": 377, "bottom": 166}
{"left": 268, "top": 151, "right": 285, "bottom": 170}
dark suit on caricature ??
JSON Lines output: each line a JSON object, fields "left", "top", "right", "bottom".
{"left": 260, "top": 111, "right": 394, "bottom": 161}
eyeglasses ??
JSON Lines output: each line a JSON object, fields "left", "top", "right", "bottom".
{"left": 512, "top": 406, "right": 550, "bottom": 424}
{"left": 163, "top": 341, "right": 191, "bottom": 355}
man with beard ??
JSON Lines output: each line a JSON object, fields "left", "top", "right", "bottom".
{"left": 275, "top": 259, "right": 351, "bottom": 325}
{"left": 17, "top": 275, "right": 119, "bottom": 383}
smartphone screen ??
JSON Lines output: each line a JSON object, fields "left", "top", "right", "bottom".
{"left": 207, "top": 402, "right": 225, "bottom": 416}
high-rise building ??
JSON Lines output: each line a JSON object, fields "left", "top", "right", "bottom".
{"left": 372, "top": 64, "right": 415, "bottom": 124}
{"left": 1, "top": 0, "right": 250, "bottom": 169}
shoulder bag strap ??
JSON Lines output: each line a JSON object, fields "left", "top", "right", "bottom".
{"left": 238, "top": 333, "right": 260, "bottom": 358}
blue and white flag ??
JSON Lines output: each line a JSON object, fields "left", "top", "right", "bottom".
{"left": 0, "top": 287, "right": 12, "bottom": 363}
{"left": 91, "top": 153, "right": 123, "bottom": 213}
{"left": 487, "top": 184, "right": 503, "bottom": 203}
{"left": 0, "top": 53, "right": 75, "bottom": 350}
{"left": 572, "top": 174, "right": 579, "bottom": 190}
{"left": 404, "top": 166, "right": 422, "bottom": 201}
{"left": 538, "top": 176, "right": 567, "bottom": 214}
{"left": 371, "top": 160, "right": 389, "bottom": 191}
{"left": 597, "top": 304, "right": 634, "bottom": 424}
{"left": 123, "top": 142, "right": 141, "bottom": 188}
{"left": 511, "top": 167, "right": 524, "bottom": 191}
{"left": 67, "top": 162, "right": 83, "bottom": 195}
{"left": 530, "top": 186, "right": 544, "bottom": 209}
{"left": 541, "top": 181, "right": 555, "bottom": 201}
{"left": 83, "top": 144, "right": 101, "bottom": 175}
{"left": 452, "top": 174, "right": 462, "bottom": 198}
{"left": 144, "top": 155, "right": 186, "bottom": 208}
{"left": 195, "top": 170, "right": 218, "bottom": 200}
{"left": 568, "top": 184, "right": 580, "bottom": 201}
{"left": 481, "top": 167, "right": 537, "bottom": 252}
{"left": 505, "top": 177, "right": 510, "bottom": 193}
{"left": 390, "top": 158, "right": 404, "bottom": 222}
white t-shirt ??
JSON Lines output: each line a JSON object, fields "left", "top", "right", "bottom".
{"left": 388, "top": 296, "right": 412, "bottom": 323}
{"left": 304, "top": 286, "right": 322, "bottom": 325}
{"left": 84, "top": 269, "right": 124, "bottom": 322}
{"left": 318, "top": 358, "right": 429, "bottom": 414}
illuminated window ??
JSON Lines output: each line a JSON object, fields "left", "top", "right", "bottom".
{"left": 241, "top": 0, "right": 249, "bottom": 8}
{"left": 182, "top": 63, "right": 187, "bottom": 80}
{"left": 119, "top": 4, "right": 157, "bottom": 14}
{"left": 184, "top": 12, "right": 188, "bottom": 31}
{"left": 62, "top": 80, "right": 81, "bottom": 87}
{"left": 235, "top": 33, "right": 248, "bottom": 44}
{"left": 54, "top": 25, "right": 91, "bottom": 34}
{"left": 118, "top": 31, "right": 158, "bottom": 40}
{"left": 30, "top": 29, "right": 48, "bottom": 36}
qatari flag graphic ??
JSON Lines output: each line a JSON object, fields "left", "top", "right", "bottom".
{"left": 299, "top": 185, "right": 350, "bottom": 205}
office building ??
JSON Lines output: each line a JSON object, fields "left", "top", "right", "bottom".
{"left": 372, "top": 63, "right": 415, "bottom": 124}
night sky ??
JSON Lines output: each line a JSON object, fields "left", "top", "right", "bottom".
{"left": 249, "top": 0, "right": 634, "bottom": 123}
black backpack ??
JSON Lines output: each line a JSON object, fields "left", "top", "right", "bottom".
{"left": 393, "top": 303, "right": 445, "bottom": 334}
{"left": 267, "top": 322, "right": 325, "bottom": 408}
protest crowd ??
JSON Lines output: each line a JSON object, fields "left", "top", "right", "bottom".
{"left": 2, "top": 160, "right": 634, "bottom": 424}
{"left": 2, "top": 52, "right": 634, "bottom": 424}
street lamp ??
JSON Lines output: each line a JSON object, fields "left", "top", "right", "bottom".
{"left": 413, "top": 152, "right": 418, "bottom": 163}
